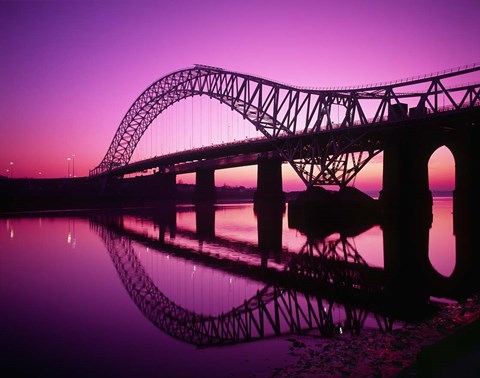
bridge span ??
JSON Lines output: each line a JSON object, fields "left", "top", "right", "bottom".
{"left": 90, "top": 64, "right": 480, "bottom": 201}
{"left": 2, "top": 64, "right": 479, "bottom": 232}
{"left": 90, "top": 63, "right": 480, "bottom": 189}
{"left": 87, "top": 64, "right": 480, "bottom": 231}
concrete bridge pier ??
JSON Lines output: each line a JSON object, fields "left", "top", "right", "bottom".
{"left": 253, "top": 155, "right": 285, "bottom": 209}
{"left": 379, "top": 129, "right": 434, "bottom": 318}
{"left": 379, "top": 129, "right": 433, "bottom": 225}
{"left": 153, "top": 172, "right": 177, "bottom": 200}
{"left": 194, "top": 169, "right": 216, "bottom": 203}
{"left": 380, "top": 121, "right": 480, "bottom": 299}
{"left": 450, "top": 123, "right": 480, "bottom": 293}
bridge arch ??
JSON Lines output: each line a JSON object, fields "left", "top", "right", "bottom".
{"left": 89, "top": 65, "right": 380, "bottom": 186}
{"left": 91, "top": 66, "right": 294, "bottom": 174}
{"left": 91, "top": 63, "right": 480, "bottom": 188}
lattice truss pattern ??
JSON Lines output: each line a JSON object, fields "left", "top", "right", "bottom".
{"left": 92, "top": 219, "right": 397, "bottom": 346}
{"left": 91, "top": 64, "right": 480, "bottom": 187}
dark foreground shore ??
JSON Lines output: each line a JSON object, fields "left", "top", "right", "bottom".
{"left": 270, "top": 295, "right": 480, "bottom": 378}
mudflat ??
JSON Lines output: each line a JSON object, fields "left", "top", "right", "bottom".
{"left": 270, "top": 295, "right": 480, "bottom": 378}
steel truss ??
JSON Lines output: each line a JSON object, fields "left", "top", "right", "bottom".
{"left": 90, "top": 63, "right": 480, "bottom": 187}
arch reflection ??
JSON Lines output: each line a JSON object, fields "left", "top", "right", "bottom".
{"left": 87, "top": 199, "right": 478, "bottom": 347}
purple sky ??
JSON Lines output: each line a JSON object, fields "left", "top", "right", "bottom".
{"left": 1, "top": 0, "right": 479, "bottom": 191}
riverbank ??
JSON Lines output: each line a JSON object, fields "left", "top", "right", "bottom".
{"left": 270, "top": 295, "right": 480, "bottom": 377}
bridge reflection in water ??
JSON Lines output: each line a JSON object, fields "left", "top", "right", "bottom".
{"left": 88, "top": 200, "right": 478, "bottom": 347}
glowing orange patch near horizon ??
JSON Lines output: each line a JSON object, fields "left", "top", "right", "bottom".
{"left": 428, "top": 146, "right": 455, "bottom": 192}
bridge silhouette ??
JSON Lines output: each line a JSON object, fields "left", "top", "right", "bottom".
{"left": 86, "top": 63, "right": 480, "bottom": 231}
{"left": 3, "top": 65, "right": 477, "bottom": 215}
{"left": 90, "top": 63, "right": 479, "bottom": 187}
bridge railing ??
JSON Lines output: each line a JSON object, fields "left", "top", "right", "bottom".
{"left": 218, "top": 62, "right": 480, "bottom": 91}
{"left": 322, "top": 62, "right": 480, "bottom": 91}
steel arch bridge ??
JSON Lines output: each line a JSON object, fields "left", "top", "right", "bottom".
{"left": 90, "top": 63, "right": 480, "bottom": 187}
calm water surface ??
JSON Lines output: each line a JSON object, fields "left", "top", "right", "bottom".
{"left": 0, "top": 198, "right": 463, "bottom": 377}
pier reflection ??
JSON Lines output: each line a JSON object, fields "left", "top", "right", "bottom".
{"left": 255, "top": 201, "right": 284, "bottom": 267}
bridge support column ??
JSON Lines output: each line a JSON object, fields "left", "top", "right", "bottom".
{"left": 194, "top": 169, "right": 216, "bottom": 203}
{"left": 380, "top": 129, "right": 433, "bottom": 319}
{"left": 254, "top": 156, "right": 285, "bottom": 207}
{"left": 155, "top": 172, "right": 177, "bottom": 200}
{"left": 379, "top": 129, "right": 432, "bottom": 224}
{"left": 451, "top": 122, "right": 480, "bottom": 294}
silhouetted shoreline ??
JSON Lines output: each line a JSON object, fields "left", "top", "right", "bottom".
{"left": 271, "top": 296, "right": 480, "bottom": 377}
{"left": 0, "top": 175, "right": 454, "bottom": 215}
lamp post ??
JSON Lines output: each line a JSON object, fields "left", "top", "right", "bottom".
{"left": 9, "top": 162, "right": 13, "bottom": 178}
{"left": 72, "top": 154, "right": 75, "bottom": 178}
{"left": 67, "top": 157, "right": 71, "bottom": 178}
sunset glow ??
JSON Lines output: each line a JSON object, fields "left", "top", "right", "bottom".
{"left": 1, "top": 0, "right": 478, "bottom": 192}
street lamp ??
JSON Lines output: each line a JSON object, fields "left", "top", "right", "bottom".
{"left": 72, "top": 154, "right": 75, "bottom": 178}
{"left": 67, "top": 157, "right": 71, "bottom": 178}
{"left": 9, "top": 162, "right": 13, "bottom": 178}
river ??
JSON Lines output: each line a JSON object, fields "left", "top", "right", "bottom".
{"left": 1, "top": 197, "right": 478, "bottom": 377}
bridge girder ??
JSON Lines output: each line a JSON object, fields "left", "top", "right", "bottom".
{"left": 90, "top": 64, "right": 480, "bottom": 187}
